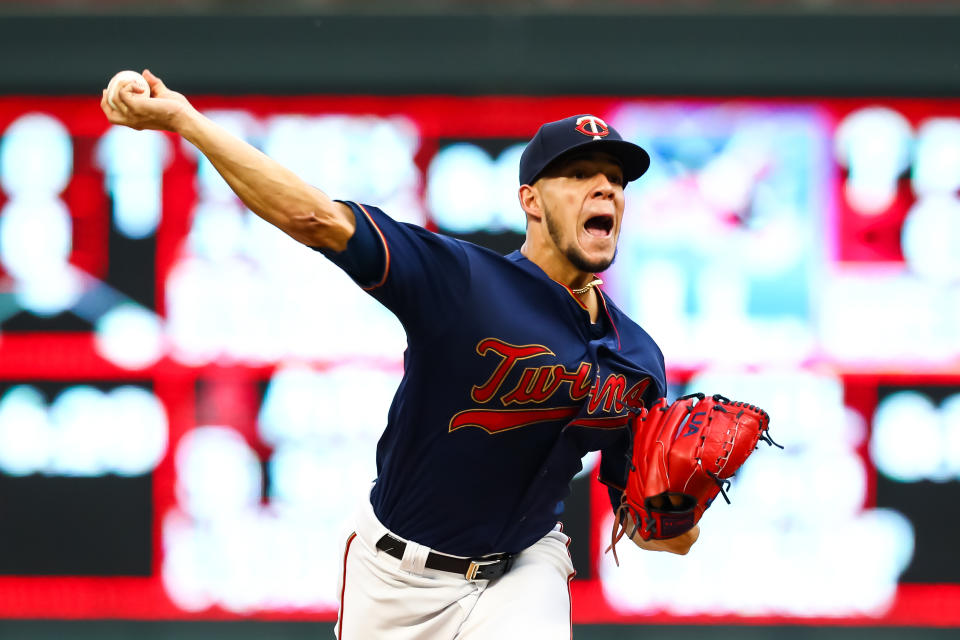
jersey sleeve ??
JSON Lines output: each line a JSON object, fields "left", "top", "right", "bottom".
{"left": 314, "top": 200, "right": 470, "bottom": 336}
{"left": 599, "top": 430, "right": 630, "bottom": 513}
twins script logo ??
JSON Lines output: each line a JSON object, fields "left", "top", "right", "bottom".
{"left": 448, "top": 338, "right": 650, "bottom": 434}
{"left": 575, "top": 115, "right": 610, "bottom": 140}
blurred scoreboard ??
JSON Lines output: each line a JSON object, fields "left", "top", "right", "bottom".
{"left": 0, "top": 95, "right": 959, "bottom": 624}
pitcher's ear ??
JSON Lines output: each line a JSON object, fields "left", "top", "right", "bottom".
{"left": 518, "top": 184, "right": 543, "bottom": 220}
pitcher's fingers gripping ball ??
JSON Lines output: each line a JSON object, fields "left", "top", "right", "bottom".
{"left": 105, "top": 70, "right": 150, "bottom": 111}
{"left": 100, "top": 69, "right": 192, "bottom": 133}
{"left": 609, "top": 393, "right": 782, "bottom": 563}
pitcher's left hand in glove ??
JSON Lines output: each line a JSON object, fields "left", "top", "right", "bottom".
{"left": 610, "top": 393, "right": 780, "bottom": 562}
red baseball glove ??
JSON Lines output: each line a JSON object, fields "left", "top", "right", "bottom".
{"left": 609, "top": 393, "right": 779, "bottom": 563}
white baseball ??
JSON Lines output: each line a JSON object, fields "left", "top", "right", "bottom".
{"left": 106, "top": 70, "right": 150, "bottom": 111}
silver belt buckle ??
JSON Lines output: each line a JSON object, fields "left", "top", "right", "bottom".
{"left": 465, "top": 558, "right": 498, "bottom": 580}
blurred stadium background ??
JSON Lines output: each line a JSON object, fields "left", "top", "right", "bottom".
{"left": 1, "top": 0, "right": 960, "bottom": 638}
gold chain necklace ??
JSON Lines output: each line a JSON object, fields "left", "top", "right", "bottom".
{"left": 571, "top": 277, "right": 603, "bottom": 295}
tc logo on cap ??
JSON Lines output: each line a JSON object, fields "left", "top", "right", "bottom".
{"left": 575, "top": 115, "right": 609, "bottom": 140}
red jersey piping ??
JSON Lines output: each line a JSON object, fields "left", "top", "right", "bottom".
{"left": 597, "top": 289, "right": 621, "bottom": 350}
{"left": 357, "top": 204, "right": 391, "bottom": 291}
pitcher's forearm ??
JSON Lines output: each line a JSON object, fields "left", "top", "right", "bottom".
{"left": 173, "top": 107, "right": 354, "bottom": 250}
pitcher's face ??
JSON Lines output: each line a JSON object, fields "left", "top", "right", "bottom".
{"left": 536, "top": 153, "right": 625, "bottom": 273}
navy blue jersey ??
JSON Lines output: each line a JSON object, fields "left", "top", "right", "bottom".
{"left": 318, "top": 201, "right": 666, "bottom": 557}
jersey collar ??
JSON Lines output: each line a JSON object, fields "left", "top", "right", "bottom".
{"left": 505, "top": 250, "right": 600, "bottom": 312}
{"left": 505, "top": 250, "right": 621, "bottom": 348}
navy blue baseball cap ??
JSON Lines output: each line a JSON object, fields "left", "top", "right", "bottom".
{"left": 519, "top": 114, "right": 650, "bottom": 186}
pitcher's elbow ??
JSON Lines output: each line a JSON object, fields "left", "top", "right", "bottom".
{"left": 287, "top": 207, "right": 353, "bottom": 250}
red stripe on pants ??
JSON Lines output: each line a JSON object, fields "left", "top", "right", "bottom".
{"left": 337, "top": 533, "right": 358, "bottom": 640}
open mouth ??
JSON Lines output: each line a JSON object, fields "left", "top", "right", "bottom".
{"left": 583, "top": 214, "right": 614, "bottom": 237}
